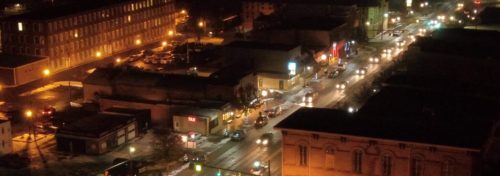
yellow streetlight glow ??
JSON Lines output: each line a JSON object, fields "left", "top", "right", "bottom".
{"left": 96, "top": 51, "right": 102, "bottom": 57}
{"left": 162, "top": 41, "right": 167, "bottom": 47}
{"left": 74, "top": 33, "right": 78, "bottom": 38}
{"left": 129, "top": 146, "right": 136, "bottom": 153}
{"left": 25, "top": 110, "right": 33, "bottom": 118}
{"left": 198, "top": 21, "right": 204, "bottom": 27}
{"left": 43, "top": 69, "right": 50, "bottom": 76}
{"left": 168, "top": 30, "right": 174, "bottom": 36}
{"left": 115, "top": 58, "right": 121, "bottom": 63}
{"left": 181, "top": 10, "right": 186, "bottom": 14}
{"left": 135, "top": 39, "right": 142, "bottom": 45}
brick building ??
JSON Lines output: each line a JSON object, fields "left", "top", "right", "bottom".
{"left": 0, "top": 0, "right": 175, "bottom": 86}
{"left": 0, "top": 119, "right": 12, "bottom": 156}
{"left": 275, "top": 87, "right": 500, "bottom": 176}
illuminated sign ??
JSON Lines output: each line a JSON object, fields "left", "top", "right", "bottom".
{"left": 288, "top": 62, "right": 296, "bottom": 75}
{"left": 188, "top": 116, "right": 196, "bottom": 122}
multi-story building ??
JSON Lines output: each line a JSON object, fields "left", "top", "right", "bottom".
{"left": 0, "top": 0, "right": 175, "bottom": 86}
{"left": 0, "top": 119, "right": 12, "bottom": 156}
{"left": 275, "top": 87, "right": 500, "bottom": 176}
{"left": 242, "top": 0, "right": 387, "bottom": 38}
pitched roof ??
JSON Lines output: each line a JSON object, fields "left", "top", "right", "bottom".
{"left": 0, "top": 54, "right": 46, "bottom": 68}
{"left": 276, "top": 87, "right": 500, "bottom": 149}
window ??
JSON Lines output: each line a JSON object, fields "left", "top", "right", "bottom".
{"left": 325, "top": 147, "right": 335, "bottom": 169}
{"left": 410, "top": 156, "right": 423, "bottom": 176}
{"left": 17, "top": 22, "right": 23, "bottom": 31}
{"left": 442, "top": 160, "right": 454, "bottom": 176}
{"left": 299, "top": 145, "right": 308, "bottom": 166}
{"left": 382, "top": 154, "right": 392, "bottom": 176}
{"left": 353, "top": 150, "right": 363, "bottom": 173}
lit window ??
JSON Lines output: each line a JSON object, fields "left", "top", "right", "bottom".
{"left": 17, "top": 22, "right": 23, "bottom": 31}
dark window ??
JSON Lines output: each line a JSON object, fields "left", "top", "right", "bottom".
{"left": 382, "top": 154, "right": 392, "bottom": 176}
{"left": 410, "top": 157, "right": 423, "bottom": 176}
{"left": 353, "top": 150, "right": 363, "bottom": 173}
{"left": 442, "top": 160, "right": 453, "bottom": 176}
{"left": 299, "top": 145, "right": 308, "bottom": 166}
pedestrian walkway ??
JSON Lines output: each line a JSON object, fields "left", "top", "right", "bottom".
{"left": 19, "top": 81, "right": 82, "bottom": 97}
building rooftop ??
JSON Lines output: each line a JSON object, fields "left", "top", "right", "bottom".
{"left": 244, "top": 0, "right": 379, "bottom": 6}
{"left": 57, "top": 113, "right": 135, "bottom": 138}
{"left": 276, "top": 87, "right": 500, "bottom": 149}
{"left": 175, "top": 107, "right": 221, "bottom": 120}
{"left": 5, "top": 0, "right": 135, "bottom": 20}
{"left": 0, "top": 54, "right": 46, "bottom": 68}
{"left": 479, "top": 6, "right": 500, "bottom": 25}
{"left": 225, "top": 41, "right": 299, "bottom": 51}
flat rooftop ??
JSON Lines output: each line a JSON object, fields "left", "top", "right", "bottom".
{"left": 57, "top": 113, "right": 135, "bottom": 138}
{"left": 5, "top": 0, "right": 137, "bottom": 20}
{"left": 276, "top": 87, "right": 500, "bottom": 149}
{"left": 0, "top": 54, "right": 46, "bottom": 68}
{"left": 225, "top": 41, "right": 299, "bottom": 51}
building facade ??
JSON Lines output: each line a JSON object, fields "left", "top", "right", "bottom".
{"left": 0, "top": 120, "right": 12, "bottom": 156}
{"left": 1, "top": 0, "right": 176, "bottom": 74}
{"left": 278, "top": 128, "right": 476, "bottom": 176}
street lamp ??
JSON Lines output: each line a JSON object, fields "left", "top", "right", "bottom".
{"left": 162, "top": 41, "right": 168, "bottom": 47}
{"left": 115, "top": 58, "right": 121, "bottom": 64}
{"left": 42, "top": 69, "right": 50, "bottom": 77}
{"left": 198, "top": 21, "right": 204, "bottom": 28}
{"left": 95, "top": 51, "right": 102, "bottom": 58}
{"left": 168, "top": 30, "right": 174, "bottom": 37}
{"left": 135, "top": 39, "right": 141, "bottom": 45}
{"left": 261, "top": 90, "right": 268, "bottom": 110}
{"left": 25, "top": 110, "right": 33, "bottom": 140}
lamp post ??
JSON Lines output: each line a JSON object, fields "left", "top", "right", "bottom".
{"left": 25, "top": 110, "right": 33, "bottom": 140}
{"left": 129, "top": 146, "right": 136, "bottom": 174}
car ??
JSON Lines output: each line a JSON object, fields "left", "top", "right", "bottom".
{"left": 336, "top": 81, "right": 349, "bottom": 90}
{"left": 231, "top": 130, "right": 246, "bottom": 141}
{"left": 250, "top": 161, "right": 269, "bottom": 176}
{"left": 263, "top": 106, "right": 282, "bottom": 118}
{"left": 302, "top": 91, "right": 316, "bottom": 104}
{"left": 327, "top": 70, "right": 340, "bottom": 78}
{"left": 41, "top": 106, "right": 56, "bottom": 120}
{"left": 187, "top": 131, "right": 202, "bottom": 141}
{"left": 336, "top": 63, "right": 346, "bottom": 71}
{"left": 256, "top": 132, "right": 274, "bottom": 146}
{"left": 369, "top": 57, "right": 380, "bottom": 64}
{"left": 254, "top": 115, "right": 268, "bottom": 128}
{"left": 355, "top": 68, "right": 367, "bottom": 76}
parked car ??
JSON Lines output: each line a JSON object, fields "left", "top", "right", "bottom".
{"left": 302, "top": 91, "right": 317, "bottom": 104}
{"left": 256, "top": 132, "right": 274, "bottom": 146}
{"left": 231, "top": 130, "right": 246, "bottom": 141}
{"left": 41, "top": 106, "right": 56, "bottom": 120}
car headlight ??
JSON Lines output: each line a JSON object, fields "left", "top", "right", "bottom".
{"left": 302, "top": 97, "right": 306, "bottom": 102}
{"left": 341, "top": 84, "right": 346, "bottom": 89}
{"left": 336, "top": 84, "right": 340, "bottom": 88}
{"left": 256, "top": 139, "right": 261, "bottom": 144}
{"left": 307, "top": 97, "right": 313, "bottom": 103}
{"left": 262, "top": 140, "right": 268, "bottom": 145}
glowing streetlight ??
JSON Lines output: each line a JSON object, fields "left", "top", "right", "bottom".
{"left": 25, "top": 109, "right": 33, "bottom": 140}
{"left": 384, "top": 13, "right": 389, "bottom": 18}
{"left": 365, "top": 21, "right": 371, "bottom": 26}
{"left": 43, "top": 69, "right": 50, "bottom": 77}
{"left": 96, "top": 51, "right": 102, "bottom": 58}
{"left": 162, "top": 41, "right": 168, "bottom": 47}
{"left": 261, "top": 90, "right": 268, "bottom": 97}
{"left": 115, "top": 58, "right": 121, "bottom": 63}
{"left": 195, "top": 164, "right": 202, "bottom": 172}
{"left": 320, "top": 54, "right": 327, "bottom": 61}
{"left": 180, "top": 9, "right": 186, "bottom": 14}
{"left": 168, "top": 30, "right": 174, "bottom": 36}
{"left": 25, "top": 110, "right": 33, "bottom": 118}
{"left": 135, "top": 39, "right": 141, "bottom": 45}
{"left": 198, "top": 21, "right": 204, "bottom": 27}
{"left": 129, "top": 146, "right": 136, "bottom": 154}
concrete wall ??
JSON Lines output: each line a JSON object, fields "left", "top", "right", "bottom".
{"left": 0, "top": 58, "right": 49, "bottom": 87}
{"left": 0, "top": 121, "right": 12, "bottom": 156}
{"left": 281, "top": 129, "right": 476, "bottom": 176}
{"left": 173, "top": 115, "right": 209, "bottom": 135}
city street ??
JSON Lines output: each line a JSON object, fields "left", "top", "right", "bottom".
{"left": 175, "top": 19, "right": 420, "bottom": 176}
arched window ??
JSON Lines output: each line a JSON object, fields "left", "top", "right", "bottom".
{"left": 410, "top": 156, "right": 424, "bottom": 176}
{"left": 325, "top": 146, "right": 335, "bottom": 169}
{"left": 353, "top": 149, "right": 363, "bottom": 173}
{"left": 381, "top": 154, "right": 392, "bottom": 176}
{"left": 441, "top": 159, "right": 454, "bottom": 176}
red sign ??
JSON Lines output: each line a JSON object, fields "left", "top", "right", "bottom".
{"left": 188, "top": 117, "right": 196, "bottom": 122}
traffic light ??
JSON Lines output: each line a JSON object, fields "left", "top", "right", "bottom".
{"left": 216, "top": 169, "right": 222, "bottom": 176}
